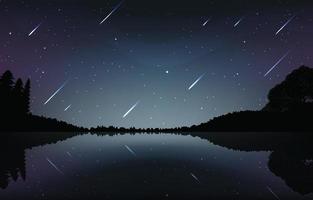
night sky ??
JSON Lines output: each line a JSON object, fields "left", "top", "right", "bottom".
{"left": 1, "top": 0, "right": 313, "bottom": 128}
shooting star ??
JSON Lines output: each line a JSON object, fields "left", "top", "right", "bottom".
{"left": 190, "top": 173, "right": 200, "bottom": 183}
{"left": 64, "top": 104, "right": 71, "bottom": 111}
{"left": 188, "top": 73, "right": 205, "bottom": 90}
{"left": 28, "top": 23, "right": 42, "bottom": 36}
{"left": 44, "top": 80, "right": 69, "bottom": 105}
{"left": 234, "top": 17, "right": 244, "bottom": 27}
{"left": 202, "top": 18, "right": 210, "bottom": 26}
{"left": 266, "top": 186, "right": 280, "bottom": 200}
{"left": 66, "top": 151, "right": 73, "bottom": 158}
{"left": 46, "top": 158, "right": 64, "bottom": 175}
{"left": 264, "top": 51, "right": 290, "bottom": 77}
{"left": 275, "top": 15, "right": 296, "bottom": 35}
{"left": 122, "top": 101, "right": 140, "bottom": 118}
{"left": 124, "top": 145, "right": 136, "bottom": 156}
{"left": 99, "top": 0, "right": 124, "bottom": 25}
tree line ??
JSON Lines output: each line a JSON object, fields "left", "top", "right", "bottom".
{"left": 0, "top": 70, "right": 30, "bottom": 120}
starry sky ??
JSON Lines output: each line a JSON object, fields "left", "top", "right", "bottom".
{"left": 1, "top": 0, "right": 313, "bottom": 128}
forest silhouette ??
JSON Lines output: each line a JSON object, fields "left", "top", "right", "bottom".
{"left": 1, "top": 65, "right": 313, "bottom": 132}
{"left": 0, "top": 70, "right": 85, "bottom": 132}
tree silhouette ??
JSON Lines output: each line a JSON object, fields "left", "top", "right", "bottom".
{"left": 0, "top": 70, "right": 14, "bottom": 89}
{"left": 264, "top": 66, "right": 313, "bottom": 112}
{"left": 0, "top": 70, "right": 14, "bottom": 121}
{"left": 23, "top": 79, "right": 30, "bottom": 114}
{"left": 0, "top": 70, "right": 85, "bottom": 132}
{"left": 12, "top": 78, "right": 24, "bottom": 117}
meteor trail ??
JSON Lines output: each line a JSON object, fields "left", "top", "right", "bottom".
{"left": 66, "top": 151, "right": 73, "bottom": 158}
{"left": 190, "top": 173, "right": 200, "bottom": 183}
{"left": 275, "top": 15, "right": 296, "bottom": 35}
{"left": 188, "top": 73, "right": 205, "bottom": 90}
{"left": 264, "top": 51, "right": 290, "bottom": 77}
{"left": 28, "top": 23, "right": 42, "bottom": 36}
{"left": 202, "top": 18, "right": 210, "bottom": 26}
{"left": 64, "top": 104, "right": 71, "bottom": 111}
{"left": 46, "top": 158, "right": 64, "bottom": 175}
{"left": 266, "top": 186, "right": 280, "bottom": 200}
{"left": 234, "top": 17, "right": 244, "bottom": 27}
{"left": 124, "top": 145, "right": 136, "bottom": 156}
{"left": 99, "top": 0, "right": 124, "bottom": 25}
{"left": 44, "top": 80, "right": 69, "bottom": 105}
{"left": 122, "top": 101, "right": 140, "bottom": 118}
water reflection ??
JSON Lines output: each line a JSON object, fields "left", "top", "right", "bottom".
{"left": 194, "top": 132, "right": 313, "bottom": 195}
{"left": 0, "top": 132, "right": 312, "bottom": 199}
{"left": 0, "top": 132, "right": 78, "bottom": 189}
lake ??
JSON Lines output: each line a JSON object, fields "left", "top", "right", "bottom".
{"left": 0, "top": 132, "right": 312, "bottom": 199}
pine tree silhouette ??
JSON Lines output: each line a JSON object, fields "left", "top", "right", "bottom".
{"left": 0, "top": 70, "right": 85, "bottom": 131}
{"left": 12, "top": 78, "right": 24, "bottom": 117}
{"left": 23, "top": 79, "right": 30, "bottom": 114}
{"left": 0, "top": 70, "right": 14, "bottom": 122}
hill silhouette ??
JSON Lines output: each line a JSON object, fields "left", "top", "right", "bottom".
{"left": 185, "top": 65, "right": 313, "bottom": 132}
{"left": 0, "top": 70, "right": 86, "bottom": 132}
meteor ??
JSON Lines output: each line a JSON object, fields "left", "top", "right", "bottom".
{"left": 275, "top": 15, "right": 296, "bottom": 35}
{"left": 124, "top": 145, "right": 136, "bottom": 156}
{"left": 28, "top": 23, "right": 42, "bottom": 36}
{"left": 266, "top": 186, "right": 280, "bottom": 200}
{"left": 188, "top": 73, "right": 205, "bottom": 90}
{"left": 122, "top": 101, "right": 140, "bottom": 118}
{"left": 46, "top": 158, "right": 64, "bottom": 175}
{"left": 234, "top": 17, "right": 244, "bottom": 27}
{"left": 66, "top": 151, "right": 73, "bottom": 158}
{"left": 190, "top": 173, "right": 200, "bottom": 183}
{"left": 264, "top": 51, "right": 290, "bottom": 77}
{"left": 64, "top": 104, "right": 71, "bottom": 111}
{"left": 44, "top": 80, "right": 69, "bottom": 105}
{"left": 99, "top": 0, "right": 124, "bottom": 25}
{"left": 202, "top": 18, "right": 210, "bottom": 26}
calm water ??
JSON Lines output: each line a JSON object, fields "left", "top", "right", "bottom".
{"left": 0, "top": 132, "right": 312, "bottom": 200}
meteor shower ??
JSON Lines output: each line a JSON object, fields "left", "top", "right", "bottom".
{"left": 1, "top": 1, "right": 313, "bottom": 200}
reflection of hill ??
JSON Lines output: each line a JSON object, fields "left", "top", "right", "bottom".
{"left": 193, "top": 132, "right": 313, "bottom": 152}
{"left": 0, "top": 133, "right": 79, "bottom": 189}
{"left": 269, "top": 151, "right": 313, "bottom": 195}
{"left": 193, "top": 132, "right": 313, "bottom": 195}
{"left": 1, "top": 132, "right": 313, "bottom": 196}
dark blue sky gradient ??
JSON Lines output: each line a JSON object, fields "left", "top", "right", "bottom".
{"left": 0, "top": 0, "right": 313, "bottom": 128}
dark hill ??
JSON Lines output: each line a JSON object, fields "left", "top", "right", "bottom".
{"left": 191, "top": 110, "right": 313, "bottom": 132}
{"left": 188, "top": 66, "right": 313, "bottom": 132}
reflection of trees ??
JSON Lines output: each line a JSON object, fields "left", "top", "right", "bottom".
{"left": 195, "top": 132, "right": 313, "bottom": 195}
{"left": 194, "top": 132, "right": 299, "bottom": 151}
{"left": 94, "top": 132, "right": 313, "bottom": 195}
{"left": 1, "top": 132, "right": 313, "bottom": 196}
{"left": 0, "top": 133, "right": 78, "bottom": 189}
{"left": 0, "top": 148, "right": 25, "bottom": 189}
{"left": 269, "top": 151, "right": 313, "bottom": 195}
